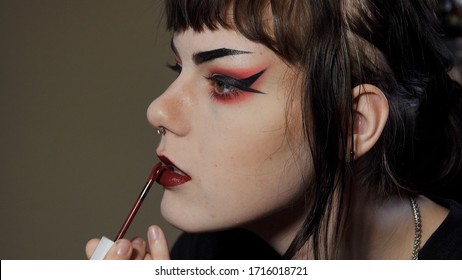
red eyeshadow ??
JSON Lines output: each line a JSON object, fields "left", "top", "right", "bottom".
{"left": 208, "top": 66, "right": 264, "bottom": 80}
{"left": 212, "top": 91, "right": 254, "bottom": 105}
{"left": 208, "top": 66, "right": 266, "bottom": 105}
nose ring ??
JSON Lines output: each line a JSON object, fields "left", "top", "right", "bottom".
{"left": 157, "top": 126, "right": 166, "bottom": 135}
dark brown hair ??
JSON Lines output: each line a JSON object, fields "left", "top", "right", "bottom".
{"left": 164, "top": 0, "right": 462, "bottom": 259}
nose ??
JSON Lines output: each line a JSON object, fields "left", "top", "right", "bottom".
{"left": 147, "top": 81, "right": 192, "bottom": 137}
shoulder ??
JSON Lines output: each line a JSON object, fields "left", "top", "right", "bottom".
{"left": 170, "top": 228, "right": 282, "bottom": 260}
{"left": 419, "top": 199, "right": 462, "bottom": 260}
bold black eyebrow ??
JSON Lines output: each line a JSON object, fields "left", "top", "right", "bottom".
{"left": 170, "top": 38, "right": 251, "bottom": 65}
{"left": 193, "top": 48, "right": 250, "bottom": 65}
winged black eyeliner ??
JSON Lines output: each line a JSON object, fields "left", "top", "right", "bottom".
{"left": 207, "top": 69, "right": 266, "bottom": 94}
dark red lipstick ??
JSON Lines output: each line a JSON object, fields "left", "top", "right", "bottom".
{"left": 157, "top": 155, "right": 191, "bottom": 188}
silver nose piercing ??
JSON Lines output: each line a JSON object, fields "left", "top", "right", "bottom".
{"left": 157, "top": 126, "right": 166, "bottom": 135}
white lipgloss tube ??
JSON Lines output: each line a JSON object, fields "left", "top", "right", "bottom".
{"left": 90, "top": 236, "right": 115, "bottom": 260}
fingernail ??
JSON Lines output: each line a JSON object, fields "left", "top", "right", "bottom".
{"left": 116, "top": 240, "right": 130, "bottom": 256}
{"left": 132, "top": 237, "right": 144, "bottom": 246}
{"left": 149, "top": 226, "right": 159, "bottom": 241}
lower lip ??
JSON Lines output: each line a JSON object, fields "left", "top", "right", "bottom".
{"left": 156, "top": 168, "right": 191, "bottom": 188}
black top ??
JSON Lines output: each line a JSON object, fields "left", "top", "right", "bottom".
{"left": 170, "top": 228, "right": 281, "bottom": 260}
{"left": 170, "top": 199, "right": 462, "bottom": 260}
{"left": 419, "top": 199, "right": 462, "bottom": 259}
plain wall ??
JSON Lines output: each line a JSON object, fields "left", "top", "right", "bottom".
{"left": 0, "top": 0, "right": 180, "bottom": 259}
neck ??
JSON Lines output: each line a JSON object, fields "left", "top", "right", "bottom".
{"left": 244, "top": 199, "right": 307, "bottom": 257}
{"left": 339, "top": 191, "right": 417, "bottom": 259}
{"left": 246, "top": 186, "right": 421, "bottom": 259}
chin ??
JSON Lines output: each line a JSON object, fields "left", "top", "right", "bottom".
{"left": 160, "top": 197, "right": 246, "bottom": 233}
{"left": 160, "top": 196, "right": 209, "bottom": 232}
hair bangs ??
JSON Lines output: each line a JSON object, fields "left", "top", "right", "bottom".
{"left": 165, "top": 0, "right": 309, "bottom": 64}
{"left": 165, "top": 0, "right": 234, "bottom": 32}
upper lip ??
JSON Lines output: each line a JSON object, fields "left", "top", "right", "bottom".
{"left": 157, "top": 155, "right": 190, "bottom": 176}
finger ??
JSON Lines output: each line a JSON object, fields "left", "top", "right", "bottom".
{"left": 85, "top": 238, "right": 101, "bottom": 259}
{"left": 103, "top": 239, "right": 133, "bottom": 260}
{"left": 130, "top": 237, "right": 147, "bottom": 260}
{"left": 147, "top": 225, "right": 170, "bottom": 260}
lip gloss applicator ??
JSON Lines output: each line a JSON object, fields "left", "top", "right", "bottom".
{"left": 90, "top": 162, "right": 165, "bottom": 260}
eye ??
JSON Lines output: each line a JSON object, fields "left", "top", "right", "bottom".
{"left": 210, "top": 78, "right": 240, "bottom": 95}
{"left": 206, "top": 70, "right": 266, "bottom": 102}
{"left": 207, "top": 75, "right": 243, "bottom": 101}
{"left": 167, "top": 62, "right": 182, "bottom": 74}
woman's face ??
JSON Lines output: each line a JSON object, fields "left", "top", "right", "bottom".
{"left": 147, "top": 27, "right": 311, "bottom": 237}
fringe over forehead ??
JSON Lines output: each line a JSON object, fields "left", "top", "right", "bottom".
{"left": 164, "top": 0, "right": 309, "bottom": 63}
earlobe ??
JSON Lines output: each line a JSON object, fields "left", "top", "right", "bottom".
{"left": 350, "top": 84, "right": 389, "bottom": 159}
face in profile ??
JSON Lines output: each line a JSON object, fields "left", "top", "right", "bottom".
{"left": 147, "top": 27, "right": 311, "bottom": 240}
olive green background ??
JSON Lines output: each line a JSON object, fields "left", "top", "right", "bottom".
{"left": 0, "top": 0, "right": 181, "bottom": 259}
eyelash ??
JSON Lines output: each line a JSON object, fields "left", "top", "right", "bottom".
{"left": 206, "top": 75, "right": 248, "bottom": 100}
{"left": 166, "top": 63, "right": 264, "bottom": 100}
{"left": 167, "top": 62, "right": 182, "bottom": 74}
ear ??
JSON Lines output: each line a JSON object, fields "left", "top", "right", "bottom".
{"left": 350, "top": 84, "right": 389, "bottom": 159}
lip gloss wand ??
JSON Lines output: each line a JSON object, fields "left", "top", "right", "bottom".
{"left": 90, "top": 162, "right": 165, "bottom": 260}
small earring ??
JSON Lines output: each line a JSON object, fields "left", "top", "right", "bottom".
{"left": 346, "top": 150, "right": 355, "bottom": 162}
{"left": 157, "top": 126, "right": 166, "bottom": 135}
{"left": 349, "top": 150, "right": 355, "bottom": 161}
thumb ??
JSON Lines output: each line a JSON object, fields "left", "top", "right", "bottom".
{"left": 85, "top": 238, "right": 100, "bottom": 259}
{"left": 147, "top": 225, "right": 170, "bottom": 260}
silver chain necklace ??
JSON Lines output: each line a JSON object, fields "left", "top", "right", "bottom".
{"left": 409, "top": 196, "right": 422, "bottom": 260}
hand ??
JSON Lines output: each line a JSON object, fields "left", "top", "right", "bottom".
{"left": 86, "top": 225, "right": 170, "bottom": 260}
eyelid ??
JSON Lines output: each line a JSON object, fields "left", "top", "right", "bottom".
{"left": 207, "top": 70, "right": 266, "bottom": 94}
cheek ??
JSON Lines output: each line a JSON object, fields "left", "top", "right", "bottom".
{"left": 195, "top": 130, "right": 309, "bottom": 226}
{"left": 198, "top": 116, "right": 298, "bottom": 193}
{"left": 198, "top": 91, "right": 301, "bottom": 179}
